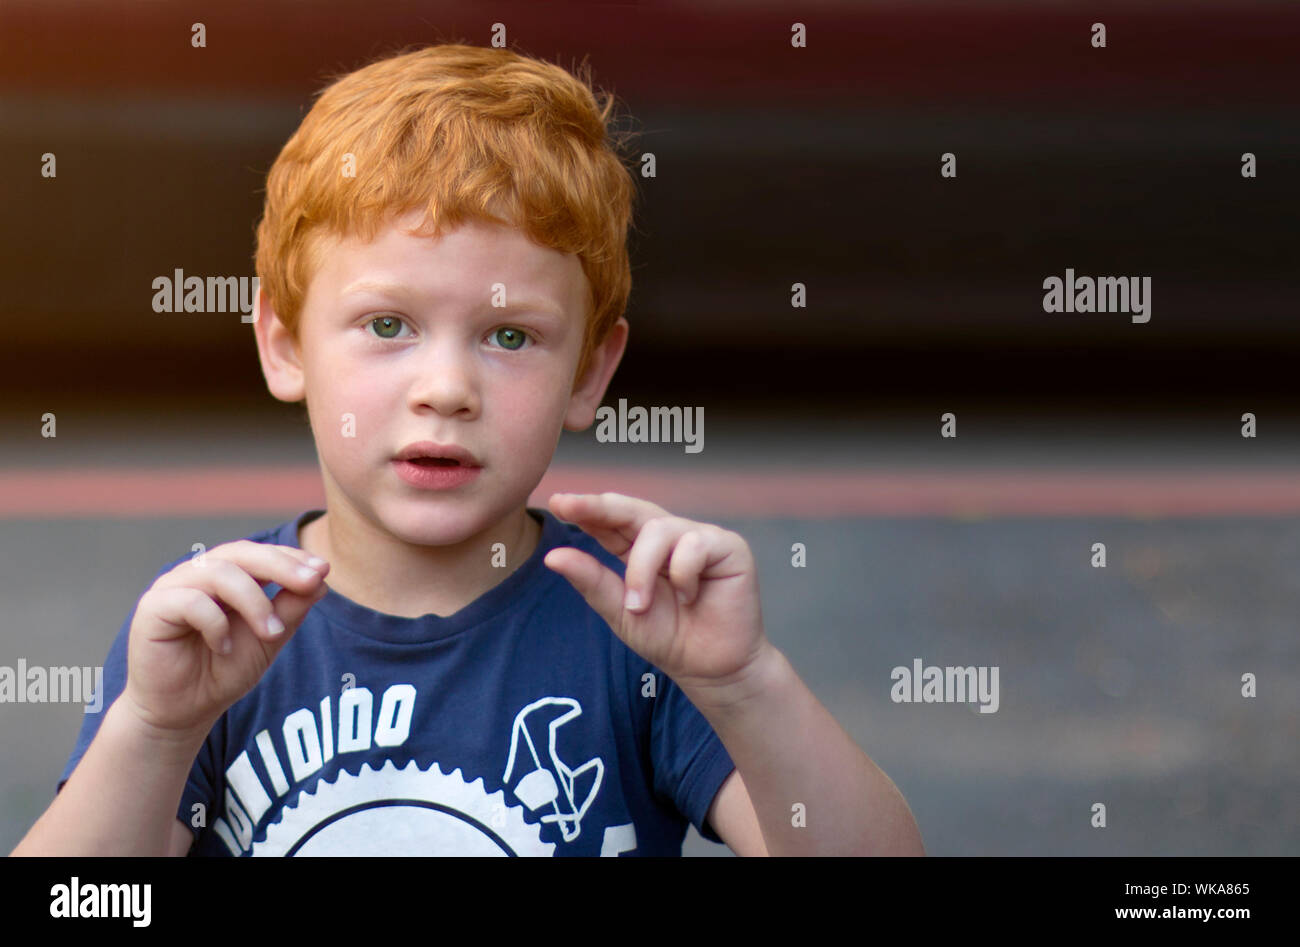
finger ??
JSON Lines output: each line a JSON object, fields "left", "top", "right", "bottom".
{"left": 166, "top": 542, "right": 329, "bottom": 602}
{"left": 548, "top": 492, "right": 669, "bottom": 537}
{"left": 546, "top": 493, "right": 638, "bottom": 555}
{"left": 542, "top": 546, "right": 627, "bottom": 633}
{"left": 274, "top": 543, "right": 330, "bottom": 572}
{"left": 145, "top": 586, "right": 232, "bottom": 654}
{"left": 622, "top": 516, "right": 692, "bottom": 613}
{"left": 210, "top": 540, "right": 330, "bottom": 587}
{"left": 182, "top": 559, "right": 295, "bottom": 648}
{"left": 179, "top": 539, "right": 317, "bottom": 573}
{"left": 261, "top": 583, "right": 330, "bottom": 655}
{"left": 547, "top": 493, "right": 675, "bottom": 562}
{"left": 667, "top": 529, "right": 710, "bottom": 605}
{"left": 271, "top": 581, "right": 330, "bottom": 623}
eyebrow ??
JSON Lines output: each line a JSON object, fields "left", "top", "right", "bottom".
{"left": 340, "top": 279, "right": 565, "bottom": 318}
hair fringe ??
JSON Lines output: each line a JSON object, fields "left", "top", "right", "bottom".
{"left": 253, "top": 42, "right": 639, "bottom": 383}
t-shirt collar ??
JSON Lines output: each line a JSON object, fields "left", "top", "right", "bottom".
{"left": 274, "top": 506, "right": 566, "bottom": 644}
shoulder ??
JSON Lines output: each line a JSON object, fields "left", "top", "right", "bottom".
{"left": 139, "top": 515, "right": 302, "bottom": 593}
{"left": 236, "top": 515, "right": 301, "bottom": 548}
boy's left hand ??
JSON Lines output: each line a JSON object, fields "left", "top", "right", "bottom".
{"left": 543, "top": 492, "right": 770, "bottom": 701}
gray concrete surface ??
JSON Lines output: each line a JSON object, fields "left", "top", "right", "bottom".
{"left": 3, "top": 511, "right": 1297, "bottom": 856}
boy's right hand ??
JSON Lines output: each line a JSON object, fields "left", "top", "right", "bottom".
{"left": 122, "top": 541, "right": 330, "bottom": 740}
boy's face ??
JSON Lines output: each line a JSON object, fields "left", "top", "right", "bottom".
{"left": 255, "top": 211, "right": 627, "bottom": 547}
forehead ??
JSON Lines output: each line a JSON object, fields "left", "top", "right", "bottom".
{"left": 305, "top": 212, "right": 588, "bottom": 316}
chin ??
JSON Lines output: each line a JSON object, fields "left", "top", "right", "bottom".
{"left": 378, "top": 496, "right": 520, "bottom": 547}
{"left": 383, "top": 507, "right": 481, "bottom": 546}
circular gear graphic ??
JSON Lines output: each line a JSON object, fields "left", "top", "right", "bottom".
{"left": 252, "top": 760, "right": 555, "bottom": 856}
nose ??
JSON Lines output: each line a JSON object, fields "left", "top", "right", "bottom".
{"left": 406, "top": 334, "right": 480, "bottom": 418}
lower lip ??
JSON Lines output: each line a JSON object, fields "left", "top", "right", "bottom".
{"left": 392, "top": 460, "right": 482, "bottom": 490}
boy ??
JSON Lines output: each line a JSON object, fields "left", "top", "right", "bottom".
{"left": 13, "top": 43, "right": 922, "bottom": 857}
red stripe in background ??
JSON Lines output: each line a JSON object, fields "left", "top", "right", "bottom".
{"left": 1, "top": 466, "right": 1299, "bottom": 518}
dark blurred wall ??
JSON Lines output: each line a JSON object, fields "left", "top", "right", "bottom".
{"left": 2, "top": 0, "right": 1296, "bottom": 413}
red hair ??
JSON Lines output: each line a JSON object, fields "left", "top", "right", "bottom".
{"left": 254, "top": 43, "right": 638, "bottom": 384}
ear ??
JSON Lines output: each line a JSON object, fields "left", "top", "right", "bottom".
{"left": 563, "top": 317, "right": 628, "bottom": 431}
{"left": 252, "top": 286, "right": 307, "bottom": 403}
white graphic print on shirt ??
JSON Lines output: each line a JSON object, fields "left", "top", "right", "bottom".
{"left": 214, "top": 684, "right": 637, "bottom": 856}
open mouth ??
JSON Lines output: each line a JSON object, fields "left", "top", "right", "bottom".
{"left": 404, "top": 457, "right": 463, "bottom": 467}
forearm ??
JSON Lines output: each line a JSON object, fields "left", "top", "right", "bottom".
{"left": 684, "top": 645, "right": 925, "bottom": 856}
{"left": 10, "top": 698, "right": 205, "bottom": 857}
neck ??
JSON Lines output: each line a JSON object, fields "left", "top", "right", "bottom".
{"left": 299, "top": 503, "right": 542, "bottom": 619}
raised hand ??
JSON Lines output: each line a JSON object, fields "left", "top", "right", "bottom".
{"left": 542, "top": 492, "right": 771, "bottom": 700}
{"left": 123, "top": 541, "right": 330, "bottom": 737}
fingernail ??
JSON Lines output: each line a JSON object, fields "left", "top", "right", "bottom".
{"left": 220, "top": 637, "right": 233, "bottom": 655}
{"left": 624, "top": 589, "right": 642, "bottom": 611}
{"left": 297, "top": 566, "right": 317, "bottom": 581}
{"left": 306, "top": 557, "right": 327, "bottom": 570}
{"left": 267, "top": 615, "right": 285, "bottom": 636}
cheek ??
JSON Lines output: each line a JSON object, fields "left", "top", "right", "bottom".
{"left": 307, "top": 351, "right": 389, "bottom": 446}
{"left": 492, "top": 381, "right": 569, "bottom": 442}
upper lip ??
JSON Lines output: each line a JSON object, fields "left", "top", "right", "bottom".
{"left": 394, "top": 441, "right": 481, "bottom": 465}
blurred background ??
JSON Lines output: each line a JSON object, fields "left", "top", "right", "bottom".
{"left": 1, "top": 0, "right": 1297, "bottom": 856}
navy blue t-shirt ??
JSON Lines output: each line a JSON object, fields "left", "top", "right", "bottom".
{"left": 58, "top": 508, "right": 736, "bottom": 856}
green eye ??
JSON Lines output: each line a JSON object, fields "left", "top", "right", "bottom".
{"left": 493, "top": 327, "right": 528, "bottom": 350}
{"left": 369, "top": 316, "right": 404, "bottom": 339}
